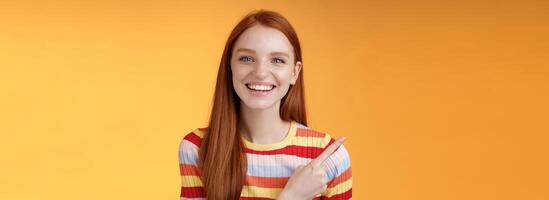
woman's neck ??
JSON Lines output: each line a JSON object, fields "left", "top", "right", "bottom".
{"left": 239, "top": 101, "right": 290, "bottom": 144}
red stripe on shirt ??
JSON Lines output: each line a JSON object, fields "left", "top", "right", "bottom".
{"left": 179, "top": 164, "right": 202, "bottom": 176}
{"left": 296, "top": 129, "right": 326, "bottom": 138}
{"left": 245, "top": 175, "right": 289, "bottom": 188}
{"left": 244, "top": 145, "right": 325, "bottom": 158}
{"left": 327, "top": 166, "right": 352, "bottom": 188}
{"left": 184, "top": 132, "right": 203, "bottom": 147}
{"left": 180, "top": 186, "right": 205, "bottom": 198}
{"left": 322, "top": 188, "right": 352, "bottom": 199}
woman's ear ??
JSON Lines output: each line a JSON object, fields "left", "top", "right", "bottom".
{"left": 290, "top": 61, "right": 302, "bottom": 85}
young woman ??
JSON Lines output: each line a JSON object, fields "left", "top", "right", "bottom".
{"left": 178, "top": 10, "right": 352, "bottom": 199}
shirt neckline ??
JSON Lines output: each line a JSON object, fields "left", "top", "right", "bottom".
{"left": 241, "top": 120, "right": 297, "bottom": 151}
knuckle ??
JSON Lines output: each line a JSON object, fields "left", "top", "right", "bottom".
{"left": 321, "top": 177, "right": 328, "bottom": 184}
{"left": 313, "top": 170, "right": 322, "bottom": 176}
{"left": 314, "top": 168, "right": 325, "bottom": 175}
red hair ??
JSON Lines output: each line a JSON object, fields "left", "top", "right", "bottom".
{"left": 198, "top": 9, "right": 307, "bottom": 199}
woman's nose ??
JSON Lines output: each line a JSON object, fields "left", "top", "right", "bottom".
{"left": 252, "top": 59, "right": 270, "bottom": 78}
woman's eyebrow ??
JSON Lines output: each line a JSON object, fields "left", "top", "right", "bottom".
{"left": 270, "top": 52, "right": 289, "bottom": 58}
{"left": 235, "top": 48, "right": 255, "bottom": 54}
{"left": 235, "top": 48, "right": 289, "bottom": 58}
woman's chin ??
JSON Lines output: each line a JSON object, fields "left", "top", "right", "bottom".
{"left": 241, "top": 100, "right": 278, "bottom": 110}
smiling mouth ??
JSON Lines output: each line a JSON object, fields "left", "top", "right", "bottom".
{"left": 245, "top": 83, "right": 276, "bottom": 91}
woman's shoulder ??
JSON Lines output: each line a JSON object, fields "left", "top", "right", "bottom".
{"left": 294, "top": 121, "right": 351, "bottom": 162}
{"left": 179, "top": 127, "right": 207, "bottom": 150}
{"left": 178, "top": 127, "right": 207, "bottom": 166}
{"left": 184, "top": 127, "right": 206, "bottom": 139}
{"left": 294, "top": 122, "right": 344, "bottom": 150}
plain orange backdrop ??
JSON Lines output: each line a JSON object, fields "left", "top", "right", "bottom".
{"left": 1, "top": 0, "right": 548, "bottom": 199}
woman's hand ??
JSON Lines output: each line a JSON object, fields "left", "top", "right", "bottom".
{"left": 277, "top": 137, "right": 347, "bottom": 200}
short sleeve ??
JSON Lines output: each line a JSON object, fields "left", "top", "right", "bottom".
{"left": 178, "top": 130, "right": 205, "bottom": 199}
{"left": 320, "top": 140, "right": 352, "bottom": 199}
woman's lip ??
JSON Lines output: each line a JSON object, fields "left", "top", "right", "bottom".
{"left": 246, "top": 85, "right": 275, "bottom": 96}
{"left": 245, "top": 84, "right": 276, "bottom": 90}
{"left": 246, "top": 82, "right": 276, "bottom": 86}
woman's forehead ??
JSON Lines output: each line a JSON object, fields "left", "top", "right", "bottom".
{"left": 233, "top": 25, "right": 294, "bottom": 57}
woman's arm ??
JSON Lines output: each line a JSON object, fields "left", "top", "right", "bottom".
{"left": 319, "top": 144, "right": 352, "bottom": 199}
{"left": 178, "top": 130, "right": 205, "bottom": 198}
{"left": 276, "top": 137, "right": 349, "bottom": 200}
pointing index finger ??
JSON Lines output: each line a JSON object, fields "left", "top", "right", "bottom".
{"left": 310, "top": 136, "right": 346, "bottom": 167}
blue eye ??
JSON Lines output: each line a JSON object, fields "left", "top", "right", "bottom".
{"left": 239, "top": 56, "right": 253, "bottom": 62}
{"left": 273, "top": 58, "right": 286, "bottom": 64}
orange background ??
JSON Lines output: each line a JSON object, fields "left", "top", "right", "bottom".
{"left": 1, "top": 0, "right": 548, "bottom": 199}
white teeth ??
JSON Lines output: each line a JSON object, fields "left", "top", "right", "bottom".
{"left": 247, "top": 84, "right": 274, "bottom": 91}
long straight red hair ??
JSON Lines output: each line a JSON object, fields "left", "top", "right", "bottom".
{"left": 198, "top": 9, "right": 307, "bottom": 199}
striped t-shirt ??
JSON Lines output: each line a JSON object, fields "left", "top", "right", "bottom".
{"left": 178, "top": 120, "right": 352, "bottom": 199}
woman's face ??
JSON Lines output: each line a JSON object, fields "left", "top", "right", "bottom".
{"left": 231, "top": 24, "right": 302, "bottom": 111}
